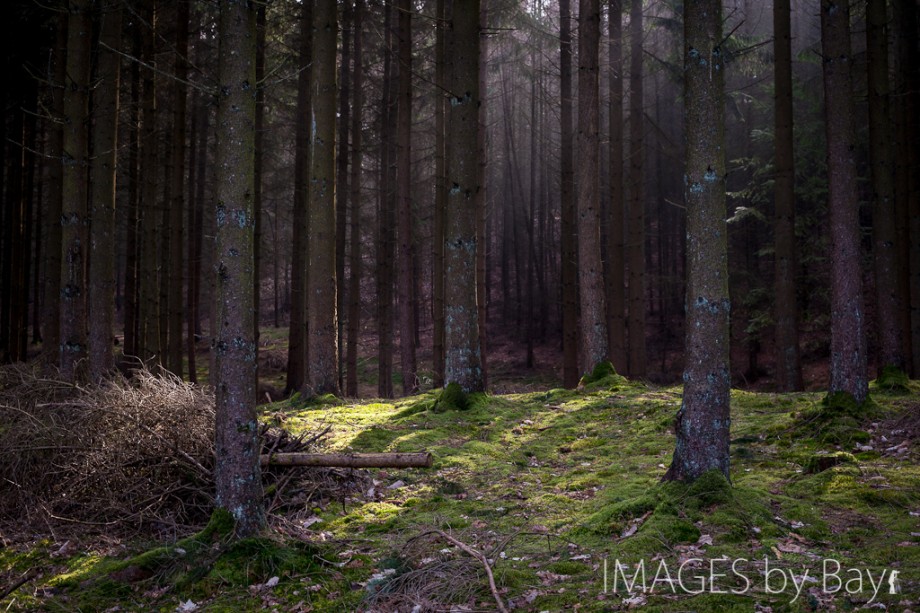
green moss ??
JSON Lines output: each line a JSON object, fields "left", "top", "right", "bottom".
{"left": 432, "top": 382, "right": 469, "bottom": 412}
{"left": 874, "top": 365, "right": 910, "bottom": 392}
{"left": 802, "top": 451, "right": 857, "bottom": 474}
{"left": 579, "top": 360, "right": 616, "bottom": 385}
{"left": 686, "top": 469, "right": 733, "bottom": 507}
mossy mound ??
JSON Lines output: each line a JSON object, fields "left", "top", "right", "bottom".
{"left": 432, "top": 382, "right": 469, "bottom": 412}
{"left": 875, "top": 365, "right": 910, "bottom": 392}
{"left": 577, "top": 361, "right": 627, "bottom": 391}
{"left": 782, "top": 392, "right": 876, "bottom": 446}
{"left": 803, "top": 451, "right": 857, "bottom": 474}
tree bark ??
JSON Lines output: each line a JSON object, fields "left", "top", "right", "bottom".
{"left": 665, "top": 0, "right": 731, "bottom": 482}
{"left": 772, "top": 0, "right": 802, "bottom": 391}
{"left": 89, "top": 0, "right": 123, "bottom": 380}
{"left": 214, "top": 0, "right": 264, "bottom": 538}
{"left": 444, "top": 0, "right": 485, "bottom": 392}
{"left": 345, "top": 0, "right": 364, "bottom": 397}
{"left": 432, "top": 0, "right": 447, "bottom": 388}
{"left": 576, "top": 0, "right": 607, "bottom": 372}
{"left": 821, "top": 0, "right": 868, "bottom": 405}
{"left": 59, "top": 0, "right": 93, "bottom": 381}
{"left": 306, "top": 0, "right": 340, "bottom": 396}
{"left": 626, "top": 0, "right": 646, "bottom": 377}
{"left": 607, "top": 0, "right": 626, "bottom": 374}
{"left": 560, "top": 0, "right": 578, "bottom": 388}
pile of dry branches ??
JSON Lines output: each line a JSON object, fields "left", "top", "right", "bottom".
{"left": 0, "top": 363, "right": 337, "bottom": 537}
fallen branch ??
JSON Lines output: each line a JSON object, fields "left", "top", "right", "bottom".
{"left": 420, "top": 529, "right": 509, "bottom": 613}
{"left": 260, "top": 451, "right": 432, "bottom": 469}
{"left": 0, "top": 569, "right": 39, "bottom": 601}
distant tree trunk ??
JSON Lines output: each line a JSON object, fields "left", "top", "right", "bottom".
{"left": 138, "top": 1, "right": 160, "bottom": 364}
{"left": 60, "top": 0, "right": 93, "bottom": 381}
{"left": 867, "top": 0, "right": 905, "bottom": 375}
{"left": 32, "top": 141, "right": 43, "bottom": 346}
{"left": 607, "top": 0, "right": 626, "bottom": 374}
{"left": 626, "top": 0, "right": 646, "bottom": 377}
{"left": 213, "top": 0, "right": 264, "bottom": 539}
{"left": 576, "top": 0, "right": 607, "bottom": 372}
{"left": 43, "top": 14, "right": 67, "bottom": 364}
{"left": 164, "top": 0, "right": 189, "bottom": 378}
{"left": 123, "top": 27, "right": 141, "bottom": 360}
{"left": 187, "top": 27, "right": 208, "bottom": 385}
{"left": 285, "top": 0, "right": 312, "bottom": 394}
{"left": 89, "top": 0, "right": 123, "bottom": 380}
{"left": 772, "top": 0, "right": 802, "bottom": 391}
{"left": 306, "top": 0, "right": 340, "bottom": 396}
{"left": 432, "top": 0, "right": 446, "bottom": 388}
{"left": 253, "top": 0, "right": 266, "bottom": 360}
{"left": 377, "top": 2, "right": 397, "bottom": 398}
{"left": 396, "top": 0, "right": 417, "bottom": 395}
{"left": 476, "top": 1, "right": 489, "bottom": 389}
{"left": 560, "top": 0, "right": 578, "bottom": 388}
{"left": 336, "top": 0, "right": 352, "bottom": 392}
{"left": 821, "top": 0, "right": 868, "bottom": 405}
{"left": 444, "top": 0, "right": 485, "bottom": 392}
{"left": 664, "top": 0, "right": 730, "bottom": 482}
{"left": 345, "top": 0, "right": 364, "bottom": 397}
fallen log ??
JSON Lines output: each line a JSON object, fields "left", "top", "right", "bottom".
{"left": 260, "top": 451, "right": 433, "bottom": 469}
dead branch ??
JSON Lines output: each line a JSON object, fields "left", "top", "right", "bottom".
{"left": 260, "top": 451, "right": 432, "bottom": 469}
{"left": 419, "top": 529, "right": 509, "bottom": 613}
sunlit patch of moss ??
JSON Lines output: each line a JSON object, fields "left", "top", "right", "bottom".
{"left": 873, "top": 365, "right": 910, "bottom": 392}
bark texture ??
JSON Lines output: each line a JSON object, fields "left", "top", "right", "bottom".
{"left": 665, "top": 0, "right": 731, "bottom": 482}
{"left": 559, "top": 0, "right": 578, "bottom": 388}
{"left": 626, "top": 0, "right": 646, "bottom": 377}
{"left": 607, "top": 0, "right": 626, "bottom": 374}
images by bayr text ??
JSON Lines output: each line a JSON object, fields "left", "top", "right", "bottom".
{"left": 603, "top": 558, "right": 900, "bottom": 604}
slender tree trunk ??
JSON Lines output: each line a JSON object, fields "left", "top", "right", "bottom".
{"left": 476, "top": 1, "right": 489, "bottom": 389}
{"left": 432, "top": 0, "right": 446, "bottom": 387}
{"left": 821, "top": 0, "right": 868, "bottom": 405}
{"left": 396, "top": 0, "right": 417, "bottom": 394}
{"left": 664, "top": 0, "right": 730, "bottom": 482}
{"left": 345, "top": 0, "right": 364, "bottom": 397}
{"left": 444, "top": 0, "right": 484, "bottom": 392}
{"left": 89, "top": 1, "right": 123, "bottom": 380}
{"left": 560, "top": 0, "right": 578, "bottom": 387}
{"left": 43, "top": 14, "right": 67, "bottom": 364}
{"left": 253, "top": 0, "right": 266, "bottom": 361}
{"left": 607, "top": 0, "right": 626, "bottom": 374}
{"left": 60, "top": 0, "right": 93, "bottom": 381}
{"left": 576, "top": 0, "right": 607, "bottom": 372}
{"left": 306, "top": 0, "right": 340, "bottom": 396}
{"left": 626, "top": 0, "right": 646, "bottom": 378}
{"left": 214, "top": 0, "right": 264, "bottom": 538}
{"left": 377, "top": 2, "right": 397, "bottom": 398}
{"left": 336, "top": 0, "right": 352, "bottom": 392}
{"left": 772, "top": 0, "right": 802, "bottom": 391}
{"left": 32, "top": 136, "right": 43, "bottom": 346}
{"left": 124, "top": 28, "right": 141, "bottom": 360}
{"left": 285, "top": 0, "right": 312, "bottom": 394}
{"left": 867, "top": 0, "right": 905, "bottom": 375}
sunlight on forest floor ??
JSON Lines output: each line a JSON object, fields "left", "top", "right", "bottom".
{"left": 1, "top": 373, "right": 918, "bottom": 612}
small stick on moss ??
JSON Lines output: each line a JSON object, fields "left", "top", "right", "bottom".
{"left": 422, "top": 529, "right": 509, "bottom": 613}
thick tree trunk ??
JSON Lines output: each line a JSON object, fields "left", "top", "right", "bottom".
{"left": 444, "top": 0, "right": 485, "bottom": 393}
{"left": 626, "top": 0, "right": 646, "bottom": 378}
{"left": 559, "top": 0, "right": 578, "bottom": 388}
{"left": 576, "top": 0, "right": 607, "bottom": 372}
{"left": 306, "top": 0, "right": 340, "bottom": 396}
{"left": 396, "top": 0, "right": 417, "bottom": 395}
{"left": 607, "top": 0, "right": 626, "bottom": 374}
{"left": 214, "top": 0, "right": 264, "bottom": 539}
{"left": 665, "top": 0, "right": 731, "bottom": 482}
{"left": 772, "top": 0, "right": 802, "bottom": 391}
{"left": 867, "top": 0, "right": 906, "bottom": 375}
{"left": 821, "top": 0, "right": 868, "bottom": 405}
{"left": 345, "top": 0, "right": 364, "bottom": 398}
{"left": 89, "top": 1, "right": 123, "bottom": 380}
{"left": 59, "top": 0, "right": 93, "bottom": 381}
{"left": 285, "top": 0, "right": 312, "bottom": 394}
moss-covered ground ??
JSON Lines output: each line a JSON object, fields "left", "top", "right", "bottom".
{"left": 2, "top": 376, "right": 918, "bottom": 611}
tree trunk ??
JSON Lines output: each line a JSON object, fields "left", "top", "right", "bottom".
{"left": 559, "top": 0, "right": 578, "bottom": 388}
{"left": 821, "top": 0, "right": 868, "bottom": 405}
{"left": 772, "top": 0, "right": 802, "bottom": 391}
{"left": 123, "top": 26, "right": 141, "bottom": 360}
{"left": 88, "top": 0, "right": 123, "bottom": 380}
{"left": 306, "top": 0, "right": 340, "bottom": 396}
{"left": 444, "top": 0, "right": 485, "bottom": 393}
{"left": 253, "top": 0, "right": 266, "bottom": 365}
{"left": 285, "top": 0, "right": 312, "bottom": 394}
{"left": 664, "top": 0, "right": 731, "bottom": 482}
{"left": 626, "top": 0, "right": 646, "bottom": 378}
{"left": 214, "top": 0, "right": 264, "bottom": 538}
{"left": 867, "top": 0, "right": 905, "bottom": 375}
{"left": 59, "top": 0, "right": 93, "bottom": 381}
{"left": 345, "top": 0, "right": 364, "bottom": 397}
{"left": 576, "top": 0, "right": 607, "bottom": 372}
{"left": 396, "top": 0, "right": 418, "bottom": 395}
{"left": 432, "top": 0, "right": 446, "bottom": 388}
{"left": 607, "top": 0, "right": 626, "bottom": 374}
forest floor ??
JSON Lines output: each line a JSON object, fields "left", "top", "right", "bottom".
{"left": 1, "top": 362, "right": 918, "bottom": 612}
